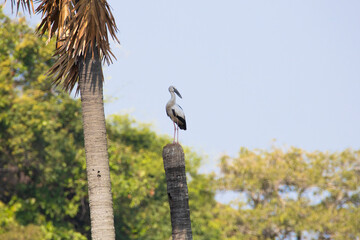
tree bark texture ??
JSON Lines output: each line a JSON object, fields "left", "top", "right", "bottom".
{"left": 79, "top": 49, "right": 115, "bottom": 240}
{"left": 162, "top": 143, "right": 192, "bottom": 240}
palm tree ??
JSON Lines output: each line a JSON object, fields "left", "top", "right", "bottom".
{"left": 7, "top": 1, "right": 119, "bottom": 239}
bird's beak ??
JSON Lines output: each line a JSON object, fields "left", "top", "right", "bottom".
{"left": 174, "top": 88, "right": 182, "bottom": 99}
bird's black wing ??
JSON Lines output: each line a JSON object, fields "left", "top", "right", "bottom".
{"left": 172, "top": 109, "right": 187, "bottom": 130}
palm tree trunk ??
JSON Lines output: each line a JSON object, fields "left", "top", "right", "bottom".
{"left": 79, "top": 48, "right": 115, "bottom": 240}
{"left": 162, "top": 143, "right": 192, "bottom": 240}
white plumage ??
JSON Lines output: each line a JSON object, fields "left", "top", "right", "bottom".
{"left": 166, "top": 86, "right": 186, "bottom": 143}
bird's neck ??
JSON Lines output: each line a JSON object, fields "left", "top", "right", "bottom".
{"left": 167, "top": 92, "right": 176, "bottom": 106}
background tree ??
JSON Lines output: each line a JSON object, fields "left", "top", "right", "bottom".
{"left": 218, "top": 146, "right": 360, "bottom": 240}
{"left": 0, "top": 9, "right": 88, "bottom": 239}
{"left": 107, "top": 116, "right": 222, "bottom": 240}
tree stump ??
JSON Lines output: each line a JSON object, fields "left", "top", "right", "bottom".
{"left": 162, "top": 143, "right": 193, "bottom": 240}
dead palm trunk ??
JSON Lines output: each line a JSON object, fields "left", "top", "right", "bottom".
{"left": 79, "top": 48, "right": 115, "bottom": 240}
{"left": 162, "top": 143, "right": 192, "bottom": 240}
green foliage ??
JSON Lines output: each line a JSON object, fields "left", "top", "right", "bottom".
{"left": 219, "top": 147, "right": 360, "bottom": 240}
{"left": 107, "top": 115, "right": 171, "bottom": 239}
{"left": 0, "top": 7, "right": 88, "bottom": 239}
{"left": 0, "top": 201, "right": 44, "bottom": 239}
{"left": 107, "top": 115, "right": 221, "bottom": 240}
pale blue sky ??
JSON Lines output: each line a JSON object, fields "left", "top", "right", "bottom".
{"left": 107, "top": 0, "right": 360, "bottom": 157}
{"left": 4, "top": 1, "right": 360, "bottom": 161}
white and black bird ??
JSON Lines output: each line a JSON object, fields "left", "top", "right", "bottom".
{"left": 166, "top": 86, "right": 186, "bottom": 143}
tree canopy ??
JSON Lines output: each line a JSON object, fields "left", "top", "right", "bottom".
{"left": 218, "top": 147, "right": 360, "bottom": 240}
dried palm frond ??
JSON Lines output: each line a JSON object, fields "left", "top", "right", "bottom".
{"left": 36, "top": 0, "right": 73, "bottom": 46}
{"left": 36, "top": 0, "right": 119, "bottom": 93}
{"left": 7, "top": 0, "right": 35, "bottom": 14}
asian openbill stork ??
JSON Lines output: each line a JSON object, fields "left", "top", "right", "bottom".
{"left": 166, "top": 86, "right": 187, "bottom": 143}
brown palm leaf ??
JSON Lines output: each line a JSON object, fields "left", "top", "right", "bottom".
{"left": 36, "top": 0, "right": 119, "bottom": 93}
{"left": 36, "top": 0, "right": 73, "bottom": 47}
{"left": 7, "top": 0, "right": 35, "bottom": 14}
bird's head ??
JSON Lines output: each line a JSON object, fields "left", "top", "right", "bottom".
{"left": 169, "top": 86, "right": 182, "bottom": 99}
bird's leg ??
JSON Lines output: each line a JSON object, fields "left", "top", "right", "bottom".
{"left": 176, "top": 119, "right": 180, "bottom": 143}
{"left": 177, "top": 125, "right": 179, "bottom": 143}
{"left": 173, "top": 121, "right": 176, "bottom": 143}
